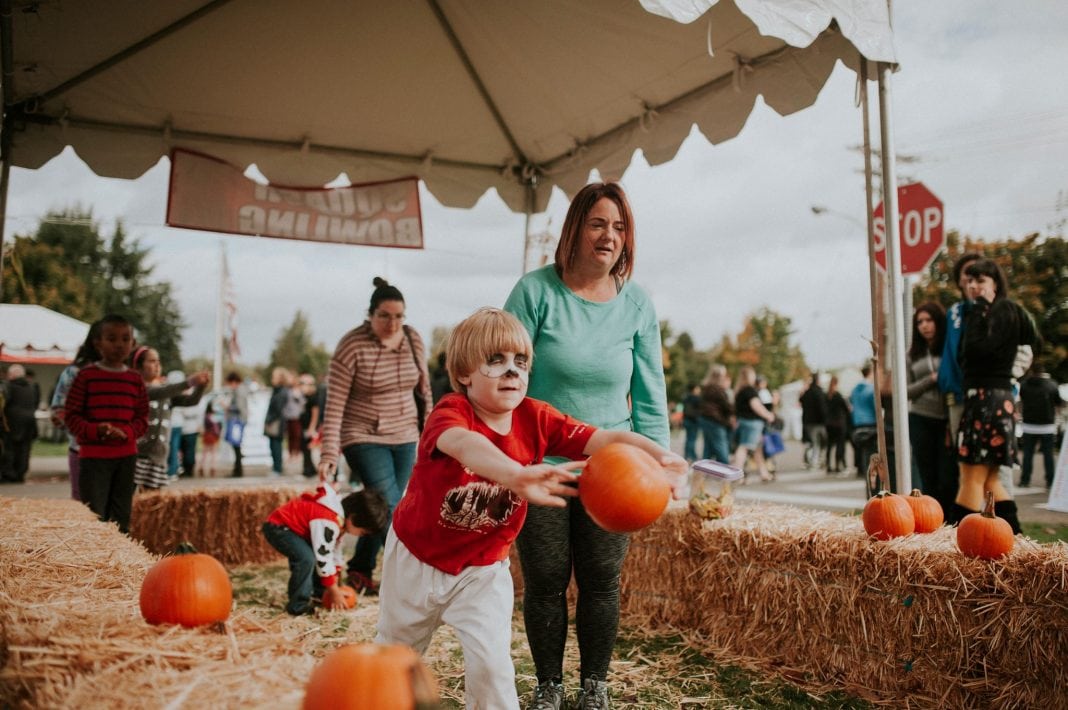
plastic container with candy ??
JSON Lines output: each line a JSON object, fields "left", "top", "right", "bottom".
{"left": 689, "top": 459, "right": 744, "bottom": 519}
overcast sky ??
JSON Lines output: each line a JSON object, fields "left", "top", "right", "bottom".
{"left": 6, "top": 1, "right": 1067, "bottom": 374}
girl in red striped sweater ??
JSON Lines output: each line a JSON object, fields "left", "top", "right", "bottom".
{"left": 63, "top": 315, "right": 149, "bottom": 534}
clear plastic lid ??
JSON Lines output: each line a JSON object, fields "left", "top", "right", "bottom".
{"left": 692, "top": 459, "right": 744, "bottom": 482}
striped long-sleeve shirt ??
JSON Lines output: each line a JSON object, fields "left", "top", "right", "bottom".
{"left": 319, "top": 322, "right": 431, "bottom": 467}
{"left": 63, "top": 363, "right": 149, "bottom": 459}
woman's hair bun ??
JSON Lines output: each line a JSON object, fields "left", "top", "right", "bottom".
{"left": 373, "top": 276, "right": 389, "bottom": 288}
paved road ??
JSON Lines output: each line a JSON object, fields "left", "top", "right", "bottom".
{"left": 672, "top": 432, "right": 1067, "bottom": 526}
{"left": 4, "top": 435, "right": 1066, "bottom": 526}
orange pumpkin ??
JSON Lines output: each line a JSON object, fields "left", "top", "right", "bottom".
{"left": 323, "top": 584, "right": 358, "bottom": 610}
{"left": 862, "top": 491, "right": 915, "bottom": 540}
{"left": 579, "top": 443, "right": 670, "bottom": 533}
{"left": 303, "top": 643, "right": 439, "bottom": 710}
{"left": 140, "top": 542, "right": 232, "bottom": 627}
{"left": 905, "top": 489, "right": 944, "bottom": 533}
{"left": 957, "top": 491, "right": 1015, "bottom": 560}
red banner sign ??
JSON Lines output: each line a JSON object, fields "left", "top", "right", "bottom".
{"left": 166, "top": 149, "right": 423, "bottom": 248}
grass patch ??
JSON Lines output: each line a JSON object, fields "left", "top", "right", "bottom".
{"left": 226, "top": 563, "right": 871, "bottom": 708}
{"left": 1021, "top": 521, "right": 1068, "bottom": 544}
{"left": 31, "top": 439, "right": 70, "bottom": 457}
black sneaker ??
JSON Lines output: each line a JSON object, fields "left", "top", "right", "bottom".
{"left": 347, "top": 570, "right": 380, "bottom": 596}
{"left": 528, "top": 680, "right": 565, "bottom": 710}
{"left": 574, "top": 678, "right": 610, "bottom": 710}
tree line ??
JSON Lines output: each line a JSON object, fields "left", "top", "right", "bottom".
{"left": 4, "top": 210, "right": 1063, "bottom": 388}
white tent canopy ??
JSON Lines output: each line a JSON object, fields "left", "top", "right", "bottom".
{"left": 0, "top": 0, "right": 912, "bottom": 487}
{"left": 2, "top": 0, "right": 893, "bottom": 214}
{"left": 0, "top": 304, "right": 89, "bottom": 364}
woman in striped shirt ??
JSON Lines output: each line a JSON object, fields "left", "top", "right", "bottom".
{"left": 317, "top": 277, "right": 431, "bottom": 594}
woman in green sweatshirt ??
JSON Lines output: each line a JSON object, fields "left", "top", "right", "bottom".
{"left": 505, "top": 182, "right": 671, "bottom": 710}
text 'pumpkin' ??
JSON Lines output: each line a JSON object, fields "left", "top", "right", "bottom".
{"left": 579, "top": 442, "right": 670, "bottom": 533}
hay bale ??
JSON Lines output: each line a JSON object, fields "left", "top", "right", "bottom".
{"left": 619, "top": 505, "right": 1068, "bottom": 708}
{"left": 130, "top": 485, "right": 306, "bottom": 565}
{"left": 0, "top": 497, "right": 330, "bottom": 709}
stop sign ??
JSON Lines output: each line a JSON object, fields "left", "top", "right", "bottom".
{"left": 873, "top": 182, "right": 945, "bottom": 275}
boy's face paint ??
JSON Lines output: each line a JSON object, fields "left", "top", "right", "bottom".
{"left": 477, "top": 352, "right": 529, "bottom": 381}
{"left": 460, "top": 351, "right": 529, "bottom": 415}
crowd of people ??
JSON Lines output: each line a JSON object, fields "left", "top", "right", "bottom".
{"left": 679, "top": 365, "right": 782, "bottom": 485}
{"left": 4, "top": 185, "right": 1065, "bottom": 710}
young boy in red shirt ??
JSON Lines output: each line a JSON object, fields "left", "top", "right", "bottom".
{"left": 263, "top": 485, "right": 387, "bottom": 615}
{"left": 377, "top": 308, "right": 686, "bottom": 709}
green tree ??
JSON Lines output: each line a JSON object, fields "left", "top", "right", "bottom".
{"left": 265, "top": 311, "right": 331, "bottom": 380}
{"left": 2, "top": 236, "right": 92, "bottom": 318}
{"left": 710, "top": 307, "right": 809, "bottom": 390}
{"left": 661, "top": 323, "right": 711, "bottom": 405}
{"left": 2, "top": 209, "right": 188, "bottom": 369}
{"left": 913, "top": 230, "right": 1067, "bottom": 382}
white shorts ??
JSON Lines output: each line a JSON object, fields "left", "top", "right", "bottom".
{"left": 376, "top": 527, "right": 519, "bottom": 710}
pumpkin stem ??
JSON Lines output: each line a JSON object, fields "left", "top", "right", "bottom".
{"left": 909, "top": 489, "right": 922, "bottom": 497}
{"left": 175, "top": 541, "right": 199, "bottom": 555}
{"left": 410, "top": 660, "right": 441, "bottom": 709}
{"left": 981, "top": 490, "right": 997, "bottom": 518}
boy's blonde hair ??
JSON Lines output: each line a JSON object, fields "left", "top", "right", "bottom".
{"left": 447, "top": 308, "right": 533, "bottom": 394}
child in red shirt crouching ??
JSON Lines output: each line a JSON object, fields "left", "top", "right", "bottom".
{"left": 263, "top": 485, "right": 387, "bottom": 615}
{"left": 377, "top": 308, "right": 686, "bottom": 709}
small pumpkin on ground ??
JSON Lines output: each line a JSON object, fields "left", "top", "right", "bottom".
{"left": 139, "top": 542, "right": 232, "bottom": 627}
{"left": 579, "top": 442, "right": 671, "bottom": 533}
{"left": 303, "top": 642, "right": 439, "bottom": 710}
{"left": 957, "top": 490, "right": 1015, "bottom": 560}
{"left": 905, "top": 488, "right": 944, "bottom": 533}
{"left": 323, "top": 584, "right": 358, "bottom": 610}
{"left": 861, "top": 454, "right": 915, "bottom": 540}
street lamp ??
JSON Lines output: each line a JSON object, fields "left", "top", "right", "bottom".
{"left": 810, "top": 205, "right": 864, "bottom": 228}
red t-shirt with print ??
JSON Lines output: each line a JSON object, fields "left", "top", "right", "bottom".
{"left": 392, "top": 393, "right": 595, "bottom": 575}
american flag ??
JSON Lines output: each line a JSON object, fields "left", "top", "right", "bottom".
{"left": 222, "top": 251, "right": 241, "bottom": 361}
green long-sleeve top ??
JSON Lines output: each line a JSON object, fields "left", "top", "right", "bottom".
{"left": 504, "top": 264, "right": 669, "bottom": 449}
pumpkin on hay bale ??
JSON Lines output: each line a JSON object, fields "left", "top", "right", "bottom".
{"left": 861, "top": 454, "right": 915, "bottom": 540}
{"left": 617, "top": 505, "right": 1068, "bottom": 708}
{"left": 0, "top": 499, "right": 330, "bottom": 708}
{"left": 905, "top": 488, "right": 944, "bottom": 533}
{"left": 957, "top": 490, "right": 1016, "bottom": 560}
{"left": 139, "top": 542, "right": 233, "bottom": 628}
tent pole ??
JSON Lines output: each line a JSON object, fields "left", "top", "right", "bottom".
{"left": 877, "top": 62, "right": 913, "bottom": 494}
{"left": 522, "top": 177, "right": 537, "bottom": 275}
{"left": 859, "top": 57, "right": 890, "bottom": 483}
{"left": 1, "top": 0, "right": 15, "bottom": 298}
{"left": 213, "top": 242, "right": 225, "bottom": 389}
{"left": 0, "top": 114, "right": 12, "bottom": 298}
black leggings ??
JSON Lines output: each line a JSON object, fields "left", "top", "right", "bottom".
{"left": 517, "top": 497, "right": 629, "bottom": 683}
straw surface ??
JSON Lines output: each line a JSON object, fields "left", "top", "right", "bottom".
{"left": 130, "top": 485, "right": 304, "bottom": 564}
{"left": 617, "top": 505, "right": 1068, "bottom": 708}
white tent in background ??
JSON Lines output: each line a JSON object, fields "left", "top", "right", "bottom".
{"left": 0, "top": 304, "right": 90, "bottom": 413}
{"left": 0, "top": 0, "right": 914, "bottom": 487}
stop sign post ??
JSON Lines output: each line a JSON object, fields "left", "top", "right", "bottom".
{"left": 873, "top": 182, "right": 944, "bottom": 274}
